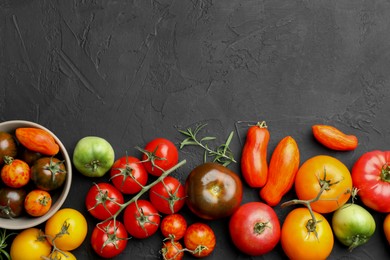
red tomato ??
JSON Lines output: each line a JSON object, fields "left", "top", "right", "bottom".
{"left": 160, "top": 214, "right": 187, "bottom": 240}
{"left": 150, "top": 176, "right": 186, "bottom": 214}
{"left": 352, "top": 150, "right": 390, "bottom": 212}
{"left": 140, "top": 138, "right": 179, "bottom": 177}
{"left": 1, "top": 156, "right": 30, "bottom": 188}
{"left": 123, "top": 200, "right": 160, "bottom": 239}
{"left": 91, "top": 220, "right": 128, "bottom": 258}
{"left": 229, "top": 202, "right": 280, "bottom": 256}
{"left": 110, "top": 155, "right": 148, "bottom": 194}
{"left": 240, "top": 121, "right": 269, "bottom": 188}
{"left": 161, "top": 240, "right": 184, "bottom": 260}
{"left": 184, "top": 223, "right": 216, "bottom": 258}
{"left": 24, "top": 190, "right": 52, "bottom": 217}
{"left": 85, "top": 183, "right": 124, "bottom": 220}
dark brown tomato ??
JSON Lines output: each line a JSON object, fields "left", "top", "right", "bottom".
{"left": 0, "top": 132, "right": 18, "bottom": 165}
{"left": 31, "top": 157, "right": 67, "bottom": 191}
{"left": 185, "top": 162, "right": 243, "bottom": 220}
{"left": 21, "top": 149, "right": 43, "bottom": 166}
{"left": 0, "top": 187, "right": 27, "bottom": 218}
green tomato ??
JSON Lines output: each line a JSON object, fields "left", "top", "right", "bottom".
{"left": 72, "top": 136, "right": 115, "bottom": 177}
{"left": 332, "top": 203, "right": 376, "bottom": 251}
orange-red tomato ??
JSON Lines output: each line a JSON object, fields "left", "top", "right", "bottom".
{"left": 15, "top": 127, "right": 59, "bottom": 156}
{"left": 1, "top": 157, "right": 30, "bottom": 188}
{"left": 184, "top": 223, "right": 216, "bottom": 258}
{"left": 312, "top": 124, "right": 358, "bottom": 151}
{"left": 24, "top": 190, "right": 52, "bottom": 217}
{"left": 295, "top": 155, "right": 352, "bottom": 214}
{"left": 161, "top": 240, "right": 184, "bottom": 260}
{"left": 384, "top": 213, "right": 390, "bottom": 244}
{"left": 281, "top": 207, "right": 334, "bottom": 260}
{"left": 241, "top": 121, "right": 269, "bottom": 188}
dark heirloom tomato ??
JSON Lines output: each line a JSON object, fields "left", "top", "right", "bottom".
{"left": 31, "top": 157, "right": 67, "bottom": 191}
{"left": 352, "top": 150, "right": 390, "bottom": 212}
{"left": 0, "top": 187, "right": 27, "bottom": 218}
{"left": 0, "top": 132, "right": 17, "bottom": 165}
{"left": 185, "top": 162, "right": 243, "bottom": 220}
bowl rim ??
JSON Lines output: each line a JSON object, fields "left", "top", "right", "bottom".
{"left": 0, "top": 120, "right": 72, "bottom": 230}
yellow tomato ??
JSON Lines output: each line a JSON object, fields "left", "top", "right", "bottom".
{"left": 45, "top": 208, "right": 87, "bottom": 251}
{"left": 50, "top": 250, "right": 77, "bottom": 260}
{"left": 10, "top": 228, "right": 52, "bottom": 260}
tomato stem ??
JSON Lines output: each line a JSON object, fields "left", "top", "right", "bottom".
{"left": 381, "top": 164, "right": 390, "bottom": 182}
{"left": 254, "top": 221, "right": 269, "bottom": 235}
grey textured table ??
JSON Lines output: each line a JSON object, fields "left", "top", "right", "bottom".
{"left": 1, "top": 0, "right": 390, "bottom": 259}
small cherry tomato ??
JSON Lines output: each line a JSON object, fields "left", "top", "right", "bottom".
{"left": 160, "top": 214, "right": 187, "bottom": 240}
{"left": 140, "top": 138, "right": 179, "bottom": 177}
{"left": 123, "top": 200, "right": 161, "bottom": 239}
{"left": 15, "top": 127, "right": 59, "bottom": 156}
{"left": 91, "top": 220, "right": 128, "bottom": 258}
{"left": 161, "top": 240, "right": 184, "bottom": 260}
{"left": 150, "top": 176, "right": 186, "bottom": 215}
{"left": 24, "top": 189, "right": 52, "bottom": 217}
{"left": 85, "top": 183, "right": 124, "bottom": 220}
{"left": 110, "top": 155, "right": 148, "bottom": 194}
{"left": 1, "top": 156, "right": 30, "bottom": 188}
{"left": 184, "top": 223, "right": 216, "bottom": 258}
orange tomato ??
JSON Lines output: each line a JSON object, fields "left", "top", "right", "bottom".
{"left": 281, "top": 207, "right": 334, "bottom": 260}
{"left": 10, "top": 228, "right": 52, "bottom": 260}
{"left": 15, "top": 127, "right": 59, "bottom": 156}
{"left": 294, "top": 155, "right": 352, "bottom": 214}
{"left": 24, "top": 190, "right": 52, "bottom": 217}
{"left": 384, "top": 213, "right": 390, "bottom": 244}
{"left": 312, "top": 124, "right": 358, "bottom": 151}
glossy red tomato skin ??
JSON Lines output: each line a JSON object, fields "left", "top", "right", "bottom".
{"left": 123, "top": 200, "right": 161, "bottom": 239}
{"left": 241, "top": 122, "right": 269, "bottom": 188}
{"left": 229, "top": 202, "right": 280, "bottom": 256}
{"left": 91, "top": 220, "right": 128, "bottom": 258}
{"left": 160, "top": 214, "right": 187, "bottom": 240}
{"left": 141, "top": 138, "right": 179, "bottom": 177}
{"left": 110, "top": 155, "right": 148, "bottom": 194}
{"left": 85, "top": 183, "right": 124, "bottom": 220}
{"left": 185, "top": 162, "right": 243, "bottom": 220}
{"left": 1, "top": 157, "right": 30, "bottom": 188}
{"left": 352, "top": 150, "right": 390, "bottom": 212}
{"left": 184, "top": 223, "right": 216, "bottom": 258}
{"left": 161, "top": 240, "right": 184, "bottom": 260}
{"left": 150, "top": 176, "right": 186, "bottom": 214}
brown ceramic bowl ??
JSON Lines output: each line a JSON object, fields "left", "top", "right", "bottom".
{"left": 0, "top": 120, "right": 72, "bottom": 229}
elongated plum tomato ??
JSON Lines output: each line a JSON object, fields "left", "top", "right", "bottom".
{"left": 332, "top": 203, "right": 375, "bottom": 251}
{"left": 281, "top": 207, "right": 334, "bottom": 260}
{"left": 312, "top": 124, "right": 358, "bottom": 151}
{"left": 15, "top": 127, "right": 59, "bottom": 156}
{"left": 229, "top": 202, "right": 280, "bottom": 256}
{"left": 295, "top": 155, "right": 352, "bottom": 214}
{"left": 240, "top": 121, "right": 269, "bottom": 188}
{"left": 352, "top": 150, "right": 390, "bottom": 212}
{"left": 185, "top": 162, "right": 243, "bottom": 220}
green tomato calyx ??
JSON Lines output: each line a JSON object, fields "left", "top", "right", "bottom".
{"left": 381, "top": 164, "right": 390, "bottom": 182}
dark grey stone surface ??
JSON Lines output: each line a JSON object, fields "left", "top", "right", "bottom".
{"left": 1, "top": 0, "right": 390, "bottom": 259}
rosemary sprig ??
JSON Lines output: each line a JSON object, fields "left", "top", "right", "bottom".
{"left": 178, "top": 124, "right": 236, "bottom": 166}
